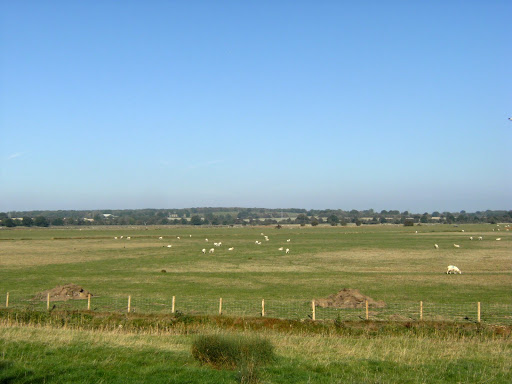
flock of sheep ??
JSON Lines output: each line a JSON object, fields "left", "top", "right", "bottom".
{"left": 198, "top": 233, "right": 291, "bottom": 255}
{"left": 112, "top": 225, "right": 508, "bottom": 277}
{"left": 430, "top": 226, "right": 508, "bottom": 275}
{"left": 113, "top": 232, "right": 292, "bottom": 257}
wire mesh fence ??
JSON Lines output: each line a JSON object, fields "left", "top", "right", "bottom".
{"left": 3, "top": 293, "right": 512, "bottom": 325}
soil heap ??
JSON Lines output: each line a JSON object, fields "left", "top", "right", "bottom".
{"left": 33, "top": 284, "right": 92, "bottom": 301}
{"left": 315, "top": 288, "right": 386, "bottom": 308}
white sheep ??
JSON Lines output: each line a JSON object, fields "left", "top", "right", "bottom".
{"left": 453, "top": 244, "right": 460, "bottom": 248}
{"left": 114, "top": 237, "right": 118, "bottom": 240}
{"left": 126, "top": 237, "right": 131, "bottom": 240}
{"left": 469, "top": 237, "right": 473, "bottom": 240}
{"left": 446, "top": 265, "right": 462, "bottom": 274}
{"left": 285, "top": 248, "right": 290, "bottom": 254}
{"left": 228, "top": 247, "right": 234, "bottom": 251}
{"left": 496, "top": 238, "right": 501, "bottom": 241}
{"left": 209, "top": 248, "right": 215, "bottom": 254}
{"left": 205, "top": 238, "right": 208, "bottom": 242}
{"left": 202, "top": 248, "right": 206, "bottom": 254}
{"left": 287, "top": 239, "right": 291, "bottom": 242}
{"left": 461, "top": 230, "right": 465, "bottom": 232}
{"left": 167, "top": 245, "right": 172, "bottom": 248}
{"left": 177, "top": 236, "right": 180, "bottom": 240}
{"left": 278, "top": 247, "right": 284, "bottom": 251}
{"left": 434, "top": 244, "right": 439, "bottom": 249}
{"left": 159, "top": 237, "right": 163, "bottom": 240}
{"left": 478, "top": 236, "right": 483, "bottom": 240}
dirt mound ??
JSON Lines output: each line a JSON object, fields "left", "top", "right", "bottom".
{"left": 34, "top": 284, "right": 92, "bottom": 301}
{"left": 315, "top": 288, "right": 386, "bottom": 309}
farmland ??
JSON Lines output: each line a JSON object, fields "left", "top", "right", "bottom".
{"left": 1, "top": 224, "right": 511, "bottom": 383}
{"left": 1, "top": 224, "right": 510, "bottom": 305}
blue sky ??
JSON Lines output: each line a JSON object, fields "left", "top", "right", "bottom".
{"left": 1, "top": 0, "right": 511, "bottom": 213}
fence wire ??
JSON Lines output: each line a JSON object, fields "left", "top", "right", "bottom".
{"left": 3, "top": 294, "right": 511, "bottom": 325}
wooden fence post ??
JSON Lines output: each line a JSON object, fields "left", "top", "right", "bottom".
{"left": 365, "top": 300, "right": 369, "bottom": 320}
{"left": 5, "top": 292, "right": 9, "bottom": 308}
{"left": 312, "top": 300, "right": 316, "bottom": 321}
{"left": 172, "top": 296, "right": 175, "bottom": 314}
{"left": 262, "top": 299, "right": 265, "bottom": 317}
{"left": 219, "top": 298, "right": 223, "bottom": 315}
{"left": 477, "top": 302, "right": 481, "bottom": 323}
{"left": 127, "top": 295, "right": 131, "bottom": 313}
{"left": 420, "top": 301, "right": 423, "bottom": 321}
{"left": 87, "top": 294, "right": 91, "bottom": 310}
{"left": 47, "top": 293, "right": 50, "bottom": 310}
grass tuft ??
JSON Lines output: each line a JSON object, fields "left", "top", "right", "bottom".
{"left": 191, "top": 334, "right": 275, "bottom": 383}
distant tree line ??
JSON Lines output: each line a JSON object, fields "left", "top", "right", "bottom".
{"left": 0, "top": 208, "right": 511, "bottom": 228}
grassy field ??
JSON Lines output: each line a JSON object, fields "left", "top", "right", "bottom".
{"left": 0, "top": 224, "right": 510, "bottom": 304}
{"left": 0, "top": 224, "right": 511, "bottom": 383}
{"left": 0, "top": 318, "right": 511, "bottom": 383}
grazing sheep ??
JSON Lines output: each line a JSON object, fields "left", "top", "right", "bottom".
{"left": 285, "top": 248, "right": 290, "bottom": 254}
{"left": 496, "top": 238, "right": 501, "bottom": 241}
{"left": 469, "top": 237, "right": 473, "bottom": 240}
{"left": 446, "top": 265, "right": 462, "bottom": 274}
{"left": 228, "top": 247, "right": 234, "bottom": 251}
{"left": 202, "top": 248, "right": 206, "bottom": 254}
{"left": 434, "top": 244, "right": 439, "bottom": 249}
{"left": 126, "top": 237, "right": 131, "bottom": 240}
{"left": 167, "top": 245, "right": 172, "bottom": 248}
{"left": 287, "top": 239, "right": 291, "bottom": 242}
{"left": 159, "top": 237, "right": 163, "bottom": 240}
{"left": 209, "top": 248, "right": 215, "bottom": 254}
{"left": 478, "top": 236, "right": 483, "bottom": 240}
{"left": 120, "top": 236, "right": 124, "bottom": 239}
{"left": 177, "top": 236, "right": 180, "bottom": 240}
{"left": 461, "top": 230, "right": 465, "bottom": 232}
{"left": 278, "top": 247, "right": 284, "bottom": 251}
{"left": 214, "top": 242, "right": 219, "bottom": 247}
{"left": 114, "top": 237, "right": 118, "bottom": 240}
{"left": 205, "top": 238, "right": 208, "bottom": 242}
{"left": 453, "top": 244, "right": 460, "bottom": 248}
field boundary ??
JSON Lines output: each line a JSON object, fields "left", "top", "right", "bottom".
{"left": 3, "top": 293, "right": 511, "bottom": 325}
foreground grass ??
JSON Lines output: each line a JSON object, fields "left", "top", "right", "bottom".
{"left": 1, "top": 310, "right": 512, "bottom": 383}
{"left": 1, "top": 325, "right": 511, "bottom": 383}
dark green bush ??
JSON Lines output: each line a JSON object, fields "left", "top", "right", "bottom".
{"left": 191, "top": 334, "right": 275, "bottom": 370}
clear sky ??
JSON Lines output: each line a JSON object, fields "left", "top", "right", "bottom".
{"left": 1, "top": 0, "right": 511, "bottom": 213}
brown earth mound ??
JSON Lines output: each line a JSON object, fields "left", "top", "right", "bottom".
{"left": 315, "top": 288, "right": 386, "bottom": 309}
{"left": 33, "top": 284, "right": 92, "bottom": 301}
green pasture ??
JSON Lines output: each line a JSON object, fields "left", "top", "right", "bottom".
{"left": 1, "top": 224, "right": 511, "bottom": 383}
{"left": 0, "top": 224, "right": 510, "bottom": 308}
{"left": 1, "top": 323, "right": 511, "bottom": 384}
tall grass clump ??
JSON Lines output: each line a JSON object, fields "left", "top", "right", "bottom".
{"left": 191, "top": 334, "right": 275, "bottom": 383}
